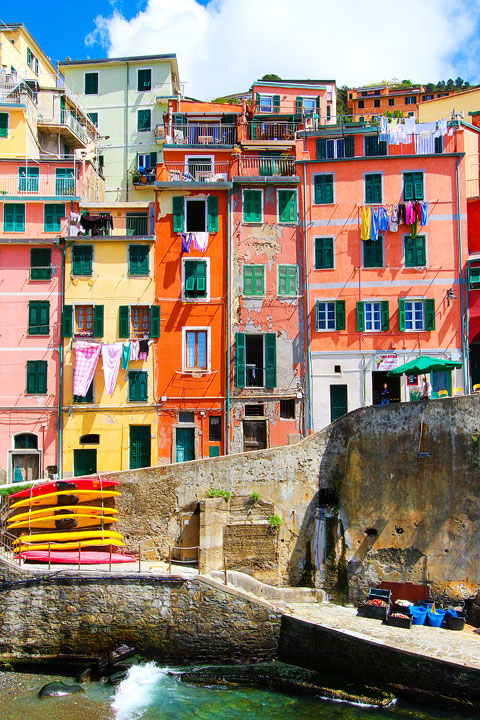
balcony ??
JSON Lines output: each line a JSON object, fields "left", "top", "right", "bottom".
{"left": 132, "top": 168, "right": 156, "bottom": 188}
{"left": 156, "top": 161, "right": 232, "bottom": 188}
{"left": 0, "top": 175, "right": 79, "bottom": 199}
{"left": 237, "top": 155, "right": 297, "bottom": 178}
{"left": 245, "top": 121, "right": 298, "bottom": 142}
{"left": 37, "top": 107, "right": 90, "bottom": 148}
{"left": 164, "top": 123, "right": 236, "bottom": 146}
{"left": 69, "top": 212, "right": 153, "bottom": 237}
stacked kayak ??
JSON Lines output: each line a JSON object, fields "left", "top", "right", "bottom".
{"left": 8, "top": 478, "right": 134, "bottom": 565}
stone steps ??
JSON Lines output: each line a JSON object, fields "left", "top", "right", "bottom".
{"left": 208, "top": 569, "right": 322, "bottom": 604}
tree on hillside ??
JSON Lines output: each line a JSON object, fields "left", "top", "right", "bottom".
{"left": 336, "top": 86, "right": 349, "bottom": 118}
{"left": 401, "top": 79, "right": 412, "bottom": 86}
{"left": 436, "top": 80, "right": 446, "bottom": 90}
{"left": 464, "top": 81, "right": 471, "bottom": 89}
{"left": 260, "top": 74, "right": 282, "bottom": 81}
{"left": 425, "top": 83, "right": 435, "bottom": 92}
{"left": 455, "top": 77, "right": 464, "bottom": 88}
{"left": 447, "top": 78, "right": 455, "bottom": 89}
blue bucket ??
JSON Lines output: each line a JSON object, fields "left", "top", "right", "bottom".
{"left": 428, "top": 609, "right": 445, "bottom": 627}
{"left": 410, "top": 606, "right": 428, "bottom": 625}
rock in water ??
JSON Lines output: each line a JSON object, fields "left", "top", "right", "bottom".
{"left": 38, "top": 681, "right": 85, "bottom": 698}
{"left": 76, "top": 668, "right": 93, "bottom": 683}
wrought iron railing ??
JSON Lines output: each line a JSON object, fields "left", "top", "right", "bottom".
{"left": 0, "top": 175, "right": 78, "bottom": 197}
{"left": 163, "top": 161, "right": 231, "bottom": 182}
{"left": 165, "top": 123, "right": 236, "bottom": 145}
{"left": 247, "top": 121, "right": 297, "bottom": 141}
{"left": 238, "top": 155, "right": 296, "bottom": 176}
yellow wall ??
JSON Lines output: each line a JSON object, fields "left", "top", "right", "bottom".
{"left": 0, "top": 106, "right": 27, "bottom": 156}
{"left": 418, "top": 89, "right": 480, "bottom": 123}
{"left": 0, "top": 26, "right": 57, "bottom": 88}
{"left": 62, "top": 236, "right": 158, "bottom": 475}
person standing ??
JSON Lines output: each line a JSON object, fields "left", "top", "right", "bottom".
{"left": 380, "top": 383, "right": 390, "bottom": 405}
{"left": 421, "top": 375, "right": 432, "bottom": 399}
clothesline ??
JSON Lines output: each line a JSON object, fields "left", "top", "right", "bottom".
{"left": 181, "top": 231, "right": 209, "bottom": 253}
{"left": 361, "top": 201, "right": 428, "bottom": 241}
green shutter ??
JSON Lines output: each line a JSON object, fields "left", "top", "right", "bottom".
{"left": 85, "top": 72, "right": 98, "bottom": 94}
{"left": 356, "top": 302, "right": 365, "bottom": 331}
{"left": 196, "top": 261, "right": 206, "bottom": 294}
{"left": 119, "top": 306, "right": 129, "bottom": 338}
{"left": 365, "top": 174, "right": 382, "bottom": 204}
{"left": 28, "top": 301, "right": 49, "bottom": 335}
{"left": 434, "top": 136, "right": 443, "bottom": 154}
{"left": 138, "top": 68, "right": 151, "bottom": 91}
{"left": 404, "top": 237, "right": 415, "bottom": 267}
{"left": 398, "top": 299, "right": 406, "bottom": 332}
{"left": 344, "top": 136, "right": 354, "bottom": 157}
{"left": 150, "top": 305, "right": 160, "bottom": 338}
{"left": 4, "top": 203, "right": 25, "bottom": 232}
{"left": 62, "top": 305, "right": 73, "bottom": 337}
{"left": 424, "top": 299, "right": 435, "bottom": 330}
{"left": 405, "top": 236, "right": 426, "bottom": 267}
{"left": 138, "top": 109, "right": 151, "bottom": 131}
{"left": 129, "top": 371, "right": 148, "bottom": 401}
{"left": 381, "top": 301, "right": 390, "bottom": 331}
{"left": 403, "top": 173, "right": 414, "bottom": 201}
{"left": 244, "top": 265, "right": 264, "bottom": 296}
{"left": 295, "top": 96, "right": 302, "bottom": 115}
{"left": 256, "top": 92, "right": 261, "bottom": 108}
{"left": 0, "top": 113, "right": 8, "bottom": 138}
{"left": 413, "top": 173, "right": 424, "bottom": 200}
{"left": 129, "top": 245, "right": 149, "bottom": 275}
{"left": 172, "top": 196, "right": 184, "bottom": 232}
{"left": 150, "top": 151, "right": 157, "bottom": 167}
{"left": 363, "top": 239, "right": 383, "bottom": 267}
{"left": 37, "top": 361, "right": 47, "bottom": 394}
{"left": 26, "top": 361, "right": 37, "bottom": 394}
{"left": 278, "top": 266, "right": 297, "bottom": 295}
{"left": 317, "top": 139, "right": 326, "bottom": 159}
{"left": 243, "top": 189, "right": 262, "bottom": 223}
{"left": 207, "top": 196, "right": 219, "bottom": 232}
{"left": 314, "top": 175, "right": 334, "bottom": 204}
{"left": 316, "top": 96, "right": 321, "bottom": 113}
{"left": 44, "top": 203, "right": 65, "bottom": 232}
{"left": 265, "top": 333, "right": 276, "bottom": 388}
{"left": 416, "top": 236, "right": 426, "bottom": 266}
{"left": 278, "top": 189, "right": 296, "bottom": 223}
{"left": 72, "top": 245, "right": 93, "bottom": 275}
{"left": 26, "top": 361, "right": 47, "bottom": 394}
{"left": 236, "top": 333, "right": 246, "bottom": 388}
{"left": 315, "top": 237, "right": 334, "bottom": 269}
{"left": 30, "top": 248, "right": 51, "bottom": 280}
{"left": 335, "top": 300, "right": 346, "bottom": 330}
{"left": 93, "top": 305, "right": 104, "bottom": 337}
{"left": 273, "top": 95, "right": 280, "bottom": 113}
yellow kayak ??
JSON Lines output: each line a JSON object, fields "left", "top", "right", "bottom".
{"left": 9, "top": 514, "right": 119, "bottom": 530}
{"left": 13, "top": 529, "right": 123, "bottom": 545}
{"left": 10, "top": 490, "right": 120, "bottom": 510}
{"left": 15, "top": 539, "right": 126, "bottom": 552}
{"left": 8, "top": 505, "right": 118, "bottom": 523}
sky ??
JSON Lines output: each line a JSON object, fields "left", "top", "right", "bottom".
{"left": 3, "top": 0, "right": 480, "bottom": 100}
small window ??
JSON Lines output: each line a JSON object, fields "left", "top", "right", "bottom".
{"left": 30, "top": 248, "right": 52, "bottom": 280}
{"left": 358, "top": 100, "right": 364, "bottom": 109}
{"left": 26, "top": 360, "right": 47, "bottom": 395}
{"left": 84, "top": 72, "right": 99, "bottom": 95}
{"left": 314, "top": 174, "right": 334, "bottom": 204}
{"left": 374, "top": 99, "right": 380, "bottom": 108}
{"left": 364, "top": 174, "right": 382, "bottom": 204}
{"left": 243, "top": 189, "right": 262, "bottom": 223}
{"left": 405, "top": 96, "right": 416, "bottom": 104}
{"left": 363, "top": 238, "right": 384, "bottom": 268}
{"left": 403, "top": 172, "right": 424, "bottom": 201}
{"left": 186, "top": 198, "right": 206, "bottom": 232}
{"left": 179, "top": 411, "right": 194, "bottom": 423}
{"left": 334, "top": 364, "right": 342, "bottom": 374}
{"left": 0, "top": 112, "right": 9, "bottom": 138}
{"left": 74, "top": 380, "right": 94, "bottom": 404}
{"left": 388, "top": 98, "right": 395, "bottom": 106}
{"left": 315, "top": 237, "right": 334, "bottom": 269}
{"left": 184, "top": 259, "right": 207, "bottom": 299}
{"left": 259, "top": 95, "right": 273, "bottom": 113}
{"left": 128, "top": 370, "right": 148, "bottom": 401}
{"left": 422, "top": 95, "right": 434, "bottom": 102}
{"left": 209, "top": 416, "right": 222, "bottom": 441}
{"left": 316, "top": 300, "right": 345, "bottom": 331}
{"left": 72, "top": 245, "right": 93, "bottom": 276}
{"left": 243, "top": 265, "right": 265, "bottom": 296}
{"left": 14, "top": 433, "right": 38, "bottom": 449}
{"left": 404, "top": 235, "right": 426, "bottom": 267}
{"left": 245, "top": 404, "right": 265, "bottom": 416}
{"left": 88, "top": 112, "right": 98, "bottom": 127}
{"left": 469, "top": 267, "right": 480, "bottom": 290}
{"left": 278, "top": 189, "right": 297, "bottom": 223}
{"left": 80, "top": 433, "right": 100, "bottom": 444}
{"left": 185, "top": 329, "right": 208, "bottom": 370}
{"left": 75, "top": 305, "right": 94, "bottom": 337}
{"left": 44, "top": 203, "right": 65, "bottom": 233}
{"left": 364, "top": 301, "right": 382, "bottom": 331}
{"left": 399, "top": 298, "right": 435, "bottom": 332}
{"left": 129, "top": 245, "right": 150, "bottom": 276}
{"left": 28, "top": 301, "right": 50, "bottom": 335}
{"left": 303, "top": 97, "right": 316, "bottom": 116}
{"left": 131, "top": 306, "right": 150, "bottom": 338}
{"left": 280, "top": 399, "right": 295, "bottom": 419}
{"left": 4, "top": 203, "right": 25, "bottom": 232}
{"left": 138, "top": 68, "right": 152, "bottom": 92}
{"left": 403, "top": 300, "right": 424, "bottom": 330}
{"left": 138, "top": 109, "right": 151, "bottom": 132}
{"left": 278, "top": 265, "right": 297, "bottom": 296}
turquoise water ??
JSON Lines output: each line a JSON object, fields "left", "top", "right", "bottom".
{"left": 1, "top": 662, "right": 479, "bottom": 720}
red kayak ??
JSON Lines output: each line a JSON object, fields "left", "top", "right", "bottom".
{"left": 10, "top": 478, "right": 119, "bottom": 499}
{"left": 17, "top": 550, "right": 135, "bottom": 564}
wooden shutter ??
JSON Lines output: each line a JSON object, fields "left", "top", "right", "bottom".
{"left": 279, "top": 190, "right": 296, "bottom": 223}
{"left": 129, "top": 371, "right": 138, "bottom": 401}
{"left": 31, "top": 248, "right": 51, "bottom": 280}
{"left": 273, "top": 95, "right": 280, "bottom": 113}
{"left": 365, "top": 175, "right": 373, "bottom": 204}
{"left": 119, "top": 306, "right": 129, "bottom": 338}
{"left": 39, "top": 301, "right": 49, "bottom": 334}
{"left": 26, "top": 361, "right": 37, "bottom": 394}
{"left": 207, "top": 196, "right": 219, "bottom": 232}
{"left": 62, "top": 305, "right": 73, "bottom": 337}
{"left": 252, "top": 190, "right": 262, "bottom": 221}
{"left": 403, "top": 173, "right": 414, "bottom": 201}
{"left": 185, "top": 261, "right": 196, "bottom": 295}
{"left": 37, "top": 361, "right": 47, "bottom": 394}
{"left": 295, "top": 96, "right": 302, "bottom": 115}
{"left": 172, "top": 196, "right": 184, "bottom": 232}
{"left": 256, "top": 92, "right": 260, "bottom": 109}
{"left": 381, "top": 301, "right": 390, "bottom": 331}
{"left": 0, "top": 113, "right": 8, "bottom": 138}
{"left": 139, "top": 371, "right": 148, "bottom": 400}
{"left": 404, "top": 237, "right": 415, "bottom": 266}
{"left": 356, "top": 302, "right": 365, "bottom": 331}
{"left": 196, "top": 261, "right": 207, "bottom": 294}
{"left": 93, "top": 305, "right": 104, "bottom": 337}
{"left": 335, "top": 301, "right": 346, "bottom": 330}
{"left": 265, "top": 333, "right": 276, "bottom": 388}
{"left": 150, "top": 151, "right": 157, "bottom": 167}
{"left": 236, "top": 333, "right": 246, "bottom": 388}
{"left": 316, "top": 96, "right": 321, "bottom": 113}
{"left": 424, "top": 299, "right": 435, "bottom": 330}
{"left": 344, "top": 136, "right": 354, "bottom": 157}
{"left": 416, "top": 237, "right": 426, "bottom": 266}
{"left": 413, "top": 173, "right": 424, "bottom": 200}
{"left": 317, "top": 139, "right": 326, "bottom": 159}
{"left": 324, "top": 238, "right": 334, "bottom": 268}
{"left": 150, "top": 305, "right": 160, "bottom": 338}
{"left": 315, "top": 175, "right": 334, "bottom": 204}
{"left": 398, "top": 298, "right": 406, "bottom": 332}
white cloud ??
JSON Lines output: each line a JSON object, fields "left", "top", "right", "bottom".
{"left": 85, "top": 0, "right": 480, "bottom": 99}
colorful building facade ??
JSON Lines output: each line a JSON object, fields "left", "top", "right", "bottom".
{"left": 348, "top": 84, "right": 455, "bottom": 122}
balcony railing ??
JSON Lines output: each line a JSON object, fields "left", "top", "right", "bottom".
{"left": 162, "top": 161, "right": 231, "bottom": 183}
{"left": 70, "top": 212, "right": 153, "bottom": 237}
{"left": 165, "top": 123, "right": 236, "bottom": 145}
{"left": 246, "top": 121, "right": 297, "bottom": 141}
{"left": 0, "top": 175, "right": 78, "bottom": 197}
{"left": 467, "top": 178, "right": 480, "bottom": 199}
{"left": 37, "top": 107, "right": 89, "bottom": 145}
{"left": 238, "top": 155, "right": 296, "bottom": 177}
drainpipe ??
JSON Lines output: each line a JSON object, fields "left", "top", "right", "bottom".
{"left": 226, "top": 187, "right": 232, "bottom": 454}
{"left": 302, "top": 160, "right": 313, "bottom": 434}
{"left": 456, "top": 154, "right": 467, "bottom": 392}
{"left": 125, "top": 62, "right": 130, "bottom": 201}
{"left": 464, "top": 258, "right": 478, "bottom": 391}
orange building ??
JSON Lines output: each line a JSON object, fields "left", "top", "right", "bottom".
{"left": 348, "top": 84, "right": 454, "bottom": 121}
{"left": 298, "top": 119, "right": 470, "bottom": 430}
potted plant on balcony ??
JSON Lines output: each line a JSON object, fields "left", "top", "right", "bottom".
{"left": 131, "top": 169, "right": 141, "bottom": 184}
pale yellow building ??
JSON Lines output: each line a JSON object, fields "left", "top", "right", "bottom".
{"left": 417, "top": 87, "right": 480, "bottom": 123}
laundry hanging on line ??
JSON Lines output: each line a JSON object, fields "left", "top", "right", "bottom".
{"left": 102, "top": 343, "right": 123, "bottom": 396}
{"left": 73, "top": 341, "right": 101, "bottom": 397}
{"left": 360, "top": 201, "right": 429, "bottom": 240}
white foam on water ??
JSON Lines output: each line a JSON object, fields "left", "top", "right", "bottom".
{"left": 111, "top": 662, "right": 168, "bottom": 720}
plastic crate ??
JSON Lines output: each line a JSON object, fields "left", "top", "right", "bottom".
{"left": 386, "top": 613, "right": 413, "bottom": 629}
{"left": 445, "top": 613, "right": 466, "bottom": 631}
{"left": 358, "top": 603, "right": 388, "bottom": 620}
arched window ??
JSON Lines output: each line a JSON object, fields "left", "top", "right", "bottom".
{"left": 79, "top": 434, "right": 100, "bottom": 445}
{"left": 14, "top": 433, "right": 38, "bottom": 450}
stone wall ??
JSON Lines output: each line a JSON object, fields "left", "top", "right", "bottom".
{"left": 224, "top": 524, "right": 278, "bottom": 581}
{"left": 0, "top": 573, "right": 282, "bottom": 663}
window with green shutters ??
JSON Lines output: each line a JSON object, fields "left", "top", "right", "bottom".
{"left": 278, "top": 265, "right": 297, "bottom": 296}
{"left": 26, "top": 360, "right": 47, "bottom": 395}
{"left": 207, "top": 196, "right": 219, "bottom": 232}
{"left": 28, "top": 301, "right": 50, "bottom": 335}
{"left": 118, "top": 305, "right": 160, "bottom": 338}
{"left": 4, "top": 203, "right": 25, "bottom": 232}
{"left": 0, "top": 113, "right": 8, "bottom": 138}
{"left": 128, "top": 371, "right": 148, "bottom": 402}
{"left": 278, "top": 189, "right": 297, "bottom": 223}
{"left": 363, "top": 238, "right": 384, "bottom": 268}
{"left": 264, "top": 333, "right": 276, "bottom": 388}
{"left": 172, "top": 196, "right": 185, "bottom": 232}
{"left": 403, "top": 172, "right": 424, "bottom": 200}
{"left": 88, "top": 112, "right": 98, "bottom": 127}
{"left": 243, "top": 265, "right": 265, "bottom": 296}
{"left": 184, "top": 260, "right": 207, "bottom": 299}
{"left": 365, "top": 136, "right": 387, "bottom": 156}
{"left": 18, "top": 166, "right": 39, "bottom": 192}
{"left": 137, "top": 109, "right": 151, "bottom": 132}
{"left": 399, "top": 298, "right": 435, "bottom": 331}
{"left": 404, "top": 235, "right": 426, "bottom": 267}
{"left": 55, "top": 169, "right": 74, "bottom": 196}
{"left": 44, "top": 204, "right": 65, "bottom": 232}
{"left": 314, "top": 237, "right": 334, "bottom": 269}
{"left": 84, "top": 72, "right": 98, "bottom": 95}
{"left": 316, "top": 300, "right": 345, "bottom": 331}
{"left": 243, "top": 189, "right": 262, "bottom": 223}
{"left": 72, "top": 245, "right": 93, "bottom": 276}
{"left": 62, "top": 305, "right": 104, "bottom": 338}
{"left": 356, "top": 301, "right": 389, "bottom": 331}
{"left": 364, "top": 174, "right": 382, "bottom": 204}
{"left": 128, "top": 245, "right": 150, "bottom": 276}
{"left": 74, "top": 380, "right": 94, "bottom": 404}
{"left": 138, "top": 68, "right": 152, "bottom": 91}
{"left": 469, "top": 267, "right": 480, "bottom": 289}
{"left": 30, "top": 248, "right": 52, "bottom": 280}
{"left": 313, "top": 174, "right": 334, "bottom": 204}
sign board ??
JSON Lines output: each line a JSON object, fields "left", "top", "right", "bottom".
{"left": 375, "top": 353, "right": 398, "bottom": 372}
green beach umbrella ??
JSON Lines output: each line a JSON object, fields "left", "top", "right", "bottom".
{"left": 387, "top": 356, "right": 462, "bottom": 376}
